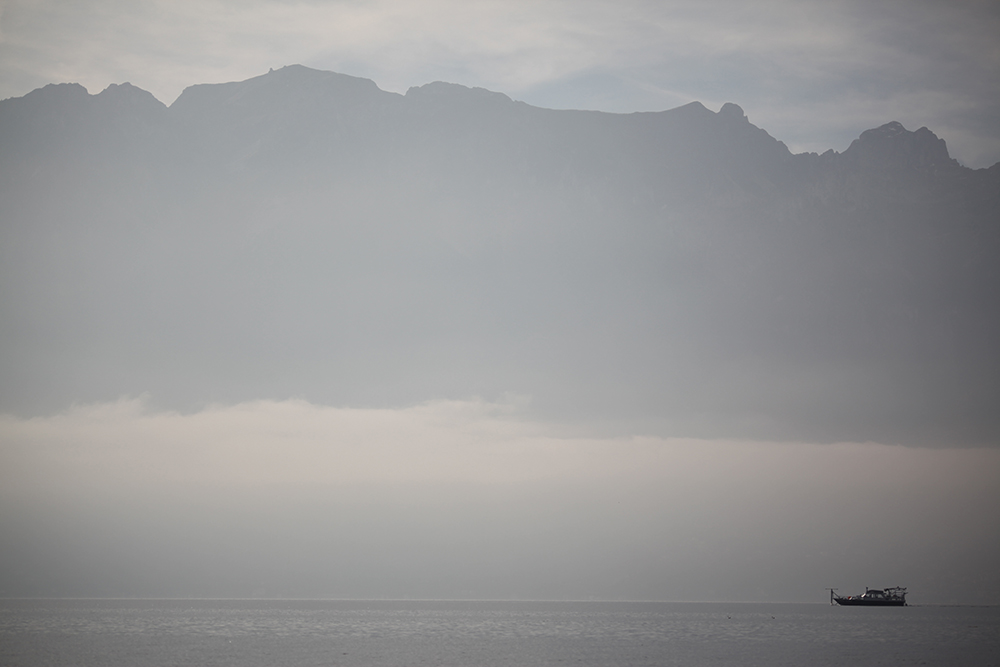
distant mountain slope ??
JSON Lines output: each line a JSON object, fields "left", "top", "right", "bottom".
{"left": 1, "top": 65, "right": 997, "bottom": 446}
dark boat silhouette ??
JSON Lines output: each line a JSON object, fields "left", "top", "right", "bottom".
{"left": 830, "top": 587, "right": 907, "bottom": 606}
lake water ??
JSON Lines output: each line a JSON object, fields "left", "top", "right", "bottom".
{"left": 1, "top": 599, "right": 997, "bottom": 666}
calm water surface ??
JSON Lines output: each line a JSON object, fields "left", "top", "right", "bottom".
{"left": 1, "top": 599, "right": 997, "bottom": 666}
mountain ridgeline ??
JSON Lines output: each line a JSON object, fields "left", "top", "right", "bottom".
{"left": 2, "top": 65, "right": 998, "bottom": 445}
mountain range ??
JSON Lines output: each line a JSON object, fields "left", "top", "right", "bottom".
{"left": 2, "top": 64, "right": 998, "bottom": 446}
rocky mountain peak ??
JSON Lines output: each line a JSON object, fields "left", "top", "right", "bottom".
{"left": 21, "top": 81, "right": 90, "bottom": 102}
{"left": 95, "top": 82, "right": 167, "bottom": 112}
{"left": 718, "top": 102, "right": 747, "bottom": 122}
{"left": 169, "top": 64, "right": 389, "bottom": 119}
{"left": 843, "top": 120, "right": 956, "bottom": 170}
{"left": 405, "top": 81, "right": 515, "bottom": 110}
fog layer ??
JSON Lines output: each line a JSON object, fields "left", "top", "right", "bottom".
{"left": 2, "top": 398, "right": 998, "bottom": 602}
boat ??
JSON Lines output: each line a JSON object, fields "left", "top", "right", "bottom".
{"left": 829, "top": 587, "right": 907, "bottom": 606}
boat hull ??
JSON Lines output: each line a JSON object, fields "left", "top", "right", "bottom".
{"left": 834, "top": 598, "right": 906, "bottom": 606}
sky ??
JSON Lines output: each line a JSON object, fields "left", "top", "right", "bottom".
{"left": 1, "top": 0, "right": 999, "bottom": 167}
{"left": 1, "top": 0, "right": 1000, "bottom": 604}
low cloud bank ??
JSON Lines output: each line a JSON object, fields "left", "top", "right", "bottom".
{"left": 2, "top": 398, "right": 998, "bottom": 602}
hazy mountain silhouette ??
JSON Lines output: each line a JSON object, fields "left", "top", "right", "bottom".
{"left": 2, "top": 64, "right": 998, "bottom": 445}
